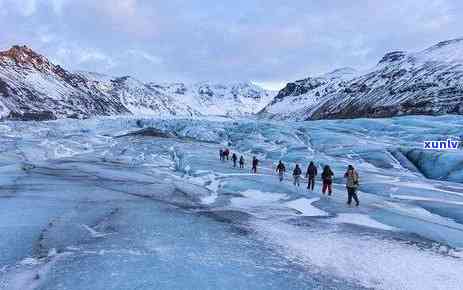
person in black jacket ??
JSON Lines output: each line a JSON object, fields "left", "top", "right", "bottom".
{"left": 252, "top": 156, "right": 259, "bottom": 173}
{"left": 321, "top": 165, "right": 334, "bottom": 195}
{"left": 293, "top": 164, "right": 302, "bottom": 186}
{"left": 276, "top": 160, "right": 286, "bottom": 182}
{"left": 306, "top": 161, "right": 318, "bottom": 191}
{"left": 239, "top": 156, "right": 245, "bottom": 168}
{"left": 232, "top": 153, "right": 238, "bottom": 167}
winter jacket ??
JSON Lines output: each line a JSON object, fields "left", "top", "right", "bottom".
{"left": 306, "top": 164, "right": 317, "bottom": 178}
{"left": 293, "top": 166, "right": 302, "bottom": 176}
{"left": 321, "top": 169, "right": 334, "bottom": 182}
{"left": 239, "top": 157, "right": 245, "bottom": 164}
{"left": 232, "top": 154, "right": 237, "bottom": 161}
{"left": 344, "top": 169, "right": 359, "bottom": 188}
{"left": 252, "top": 159, "right": 259, "bottom": 167}
{"left": 276, "top": 163, "right": 286, "bottom": 173}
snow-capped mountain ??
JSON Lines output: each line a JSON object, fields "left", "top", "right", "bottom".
{"left": 147, "top": 82, "right": 276, "bottom": 116}
{"left": 260, "top": 38, "right": 463, "bottom": 120}
{"left": 0, "top": 45, "right": 129, "bottom": 120}
{"left": 80, "top": 72, "right": 275, "bottom": 117}
{"left": 259, "top": 67, "right": 358, "bottom": 119}
{"left": 0, "top": 45, "right": 274, "bottom": 120}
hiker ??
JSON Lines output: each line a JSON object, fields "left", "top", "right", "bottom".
{"left": 276, "top": 160, "right": 286, "bottom": 182}
{"left": 252, "top": 156, "right": 259, "bottom": 174}
{"left": 223, "top": 148, "right": 230, "bottom": 160}
{"left": 306, "top": 161, "right": 318, "bottom": 191}
{"left": 232, "top": 153, "right": 238, "bottom": 167}
{"left": 293, "top": 164, "right": 302, "bottom": 186}
{"left": 321, "top": 165, "right": 334, "bottom": 195}
{"left": 219, "top": 149, "right": 224, "bottom": 161}
{"left": 239, "top": 156, "right": 245, "bottom": 168}
{"left": 344, "top": 165, "right": 360, "bottom": 206}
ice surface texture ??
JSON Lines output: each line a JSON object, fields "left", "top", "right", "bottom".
{"left": 1, "top": 115, "right": 463, "bottom": 290}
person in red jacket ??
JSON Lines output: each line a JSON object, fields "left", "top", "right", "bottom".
{"left": 223, "top": 148, "right": 230, "bottom": 160}
{"left": 321, "top": 165, "right": 334, "bottom": 196}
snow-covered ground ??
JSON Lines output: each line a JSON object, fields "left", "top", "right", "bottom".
{"left": 1, "top": 115, "right": 463, "bottom": 290}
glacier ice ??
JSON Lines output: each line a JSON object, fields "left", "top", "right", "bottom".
{"left": 0, "top": 115, "right": 463, "bottom": 290}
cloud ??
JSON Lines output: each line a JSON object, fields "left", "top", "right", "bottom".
{"left": 86, "top": 0, "right": 159, "bottom": 39}
{"left": 1, "top": 0, "right": 463, "bottom": 83}
{"left": 49, "top": 0, "right": 69, "bottom": 15}
{"left": 78, "top": 51, "right": 115, "bottom": 67}
{"left": 2, "top": 0, "right": 69, "bottom": 16}
{"left": 127, "top": 50, "right": 162, "bottom": 64}
{"left": 6, "top": 0, "right": 38, "bottom": 16}
{"left": 53, "top": 46, "right": 116, "bottom": 70}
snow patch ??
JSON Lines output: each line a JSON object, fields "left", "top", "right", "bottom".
{"left": 231, "top": 189, "right": 288, "bottom": 208}
{"left": 285, "top": 198, "right": 328, "bottom": 216}
{"left": 332, "top": 213, "right": 397, "bottom": 231}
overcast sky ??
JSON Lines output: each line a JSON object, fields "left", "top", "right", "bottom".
{"left": 1, "top": 0, "right": 462, "bottom": 89}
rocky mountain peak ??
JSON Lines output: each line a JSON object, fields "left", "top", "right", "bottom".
{"left": 0, "top": 45, "right": 67, "bottom": 77}
{"left": 1, "top": 45, "right": 45, "bottom": 65}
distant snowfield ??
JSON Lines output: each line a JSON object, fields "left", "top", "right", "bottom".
{"left": 1, "top": 115, "right": 463, "bottom": 290}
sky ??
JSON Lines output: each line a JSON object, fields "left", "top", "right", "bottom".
{"left": 1, "top": 0, "right": 462, "bottom": 89}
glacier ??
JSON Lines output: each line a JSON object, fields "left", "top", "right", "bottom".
{"left": 1, "top": 115, "right": 463, "bottom": 290}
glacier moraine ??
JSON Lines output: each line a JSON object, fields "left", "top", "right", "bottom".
{"left": 1, "top": 115, "right": 463, "bottom": 290}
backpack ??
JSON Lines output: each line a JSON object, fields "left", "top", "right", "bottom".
{"left": 346, "top": 170, "right": 359, "bottom": 188}
{"left": 322, "top": 169, "right": 333, "bottom": 181}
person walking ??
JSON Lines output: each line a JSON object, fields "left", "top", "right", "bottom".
{"left": 344, "top": 165, "right": 360, "bottom": 206}
{"left": 239, "top": 156, "right": 245, "bottom": 168}
{"left": 252, "top": 156, "right": 259, "bottom": 174}
{"left": 223, "top": 149, "right": 230, "bottom": 160}
{"left": 232, "top": 153, "right": 238, "bottom": 168}
{"left": 276, "top": 160, "right": 286, "bottom": 182}
{"left": 293, "top": 164, "right": 302, "bottom": 186}
{"left": 306, "top": 161, "right": 318, "bottom": 191}
{"left": 219, "top": 149, "right": 224, "bottom": 161}
{"left": 321, "top": 165, "right": 334, "bottom": 196}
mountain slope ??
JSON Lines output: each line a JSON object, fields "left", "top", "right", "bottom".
{"left": 149, "top": 82, "right": 276, "bottom": 116}
{"left": 0, "top": 46, "right": 273, "bottom": 120}
{"left": 260, "top": 39, "right": 463, "bottom": 120}
{"left": 259, "top": 68, "right": 358, "bottom": 119}
{"left": 0, "top": 45, "right": 129, "bottom": 120}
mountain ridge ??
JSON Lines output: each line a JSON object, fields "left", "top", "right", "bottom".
{"left": 259, "top": 38, "right": 463, "bottom": 120}
{"left": 0, "top": 45, "right": 274, "bottom": 120}
{"left": 2, "top": 39, "right": 463, "bottom": 121}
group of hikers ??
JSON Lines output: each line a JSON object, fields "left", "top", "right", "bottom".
{"left": 276, "top": 160, "right": 360, "bottom": 206}
{"left": 219, "top": 148, "right": 360, "bottom": 207}
{"left": 219, "top": 148, "right": 260, "bottom": 173}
